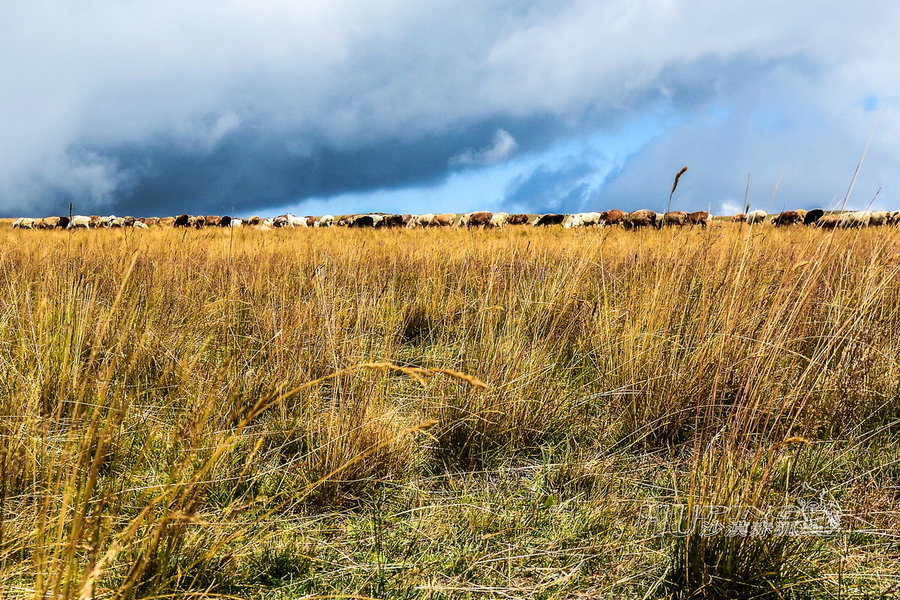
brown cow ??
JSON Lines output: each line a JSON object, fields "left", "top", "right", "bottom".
{"left": 89, "top": 215, "right": 101, "bottom": 228}
{"left": 687, "top": 211, "right": 711, "bottom": 228}
{"left": 533, "top": 213, "right": 566, "bottom": 226}
{"left": 624, "top": 210, "right": 656, "bottom": 229}
{"left": 663, "top": 211, "right": 688, "bottom": 226}
{"left": 305, "top": 216, "right": 317, "bottom": 227}
{"left": 466, "top": 211, "right": 494, "bottom": 228}
{"left": 731, "top": 213, "right": 747, "bottom": 222}
{"left": 600, "top": 209, "right": 625, "bottom": 226}
{"left": 203, "top": 215, "right": 221, "bottom": 227}
{"left": 772, "top": 210, "right": 803, "bottom": 226}
{"left": 816, "top": 214, "right": 841, "bottom": 229}
{"left": 380, "top": 214, "right": 406, "bottom": 228}
{"left": 247, "top": 215, "right": 262, "bottom": 226}
{"left": 507, "top": 213, "right": 530, "bottom": 225}
{"left": 431, "top": 213, "right": 456, "bottom": 227}
{"left": 145, "top": 217, "right": 162, "bottom": 227}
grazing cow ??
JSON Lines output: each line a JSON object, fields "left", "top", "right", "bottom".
{"left": 67, "top": 215, "right": 91, "bottom": 229}
{"left": 490, "top": 212, "right": 510, "bottom": 228}
{"left": 247, "top": 215, "right": 262, "bottom": 226}
{"left": 272, "top": 215, "right": 289, "bottom": 228}
{"left": 732, "top": 213, "right": 747, "bottom": 222}
{"left": 431, "top": 213, "right": 456, "bottom": 227}
{"left": 663, "top": 211, "right": 688, "bottom": 227}
{"left": 462, "top": 211, "right": 494, "bottom": 228}
{"left": 888, "top": 210, "right": 900, "bottom": 226}
{"left": 772, "top": 211, "right": 803, "bottom": 226}
{"left": 686, "top": 211, "right": 711, "bottom": 228}
{"left": 318, "top": 215, "right": 335, "bottom": 227}
{"left": 563, "top": 212, "right": 603, "bottom": 228}
{"left": 599, "top": 209, "right": 625, "bottom": 226}
{"left": 132, "top": 221, "right": 149, "bottom": 229}
{"left": 816, "top": 214, "right": 841, "bottom": 229}
{"left": 506, "top": 214, "right": 530, "bottom": 225}
{"left": 349, "top": 214, "right": 377, "bottom": 227}
{"left": 11, "top": 218, "right": 23, "bottom": 228}
{"left": 228, "top": 218, "right": 243, "bottom": 227}
{"left": 39, "top": 217, "right": 60, "bottom": 229}
{"left": 533, "top": 214, "right": 566, "bottom": 226}
{"left": 14, "top": 218, "right": 36, "bottom": 229}
{"left": 746, "top": 210, "right": 767, "bottom": 225}
{"left": 218, "top": 216, "right": 232, "bottom": 227}
{"left": 203, "top": 215, "right": 222, "bottom": 227}
{"left": 173, "top": 214, "right": 191, "bottom": 227}
{"left": 109, "top": 217, "right": 126, "bottom": 228}
{"left": 623, "top": 210, "right": 657, "bottom": 229}
{"left": 869, "top": 211, "right": 890, "bottom": 226}
{"left": 379, "top": 214, "right": 406, "bottom": 228}
{"left": 158, "top": 217, "right": 175, "bottom": 227}
{"left": 144, "top": 217, "right": 161, "bottom": 227}
{"left": 287, "top": 214, "right": 308, "bottom": 227}
{"left": 839, "top": 211, "right": 871, "bottom": 228}
{"left": 407, "top": 214, "right": 434, "bottom": 228}
{"left": 803, "top": 209, "right": 825, "bottom": 225}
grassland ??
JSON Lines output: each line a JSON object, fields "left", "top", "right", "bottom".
{"left": 0, "top": 223, "right": 897, "bottom": 599}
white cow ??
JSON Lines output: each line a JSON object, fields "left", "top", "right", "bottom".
{"left": 67, "top": 215, "right": 91, "bottom": 229}
{"left": 318, "top": 215, "right": 335, "bottom": 227}
{"left": 564, "top": 212, "right": 604, "bottom": 228}
{"left": 286, "top": 213, "right": 308, "bottom": 227}
{"left": 747, "top": 210, "right": 767, "bottom": 225}
{"left": 409, "top": 214, "right": 435, "bottom": 228}
{"left": 839, "top": 211, "right": 871, "bottom": 228}
{"left": 869, "top": 211, "right": 890, "bottom": 226}
{"left": 490, "top": 212, "right": 510, "bottom": 228}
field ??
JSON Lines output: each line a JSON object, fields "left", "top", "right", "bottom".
{"left": 0, "top": 223, "right": 898, "bottom": 599}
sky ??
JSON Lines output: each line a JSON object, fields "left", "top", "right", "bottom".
{"left": 2, "top": 0, "right": 899, "bottom": 218}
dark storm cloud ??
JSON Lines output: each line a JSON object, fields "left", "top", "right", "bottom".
{"left": 2, "top": 0, "right": 900, "bottom": 216}
{"left": 91, "top": 114, "right": 567, "bottom": 216}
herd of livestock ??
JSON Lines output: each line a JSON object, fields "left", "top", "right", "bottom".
{"left": 9, "top": 208, "right": 900, "bottom": 231}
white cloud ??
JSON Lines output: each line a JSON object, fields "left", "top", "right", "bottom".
{"left": 451, "top": 129, "right": 518, "bottom": 166}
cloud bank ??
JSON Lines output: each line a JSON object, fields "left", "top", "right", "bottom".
{"left": 2, "top": 0, "right": 899, "bottom": 216}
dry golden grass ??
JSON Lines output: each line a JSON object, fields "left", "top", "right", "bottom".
{"left": 0, "top": 223, "right": 897, "bottom": 598}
